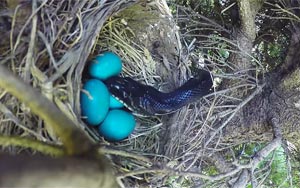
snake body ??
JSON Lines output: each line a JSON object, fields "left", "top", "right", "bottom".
{"left": 104, "top": 70, "right": 213, "bottom": 116}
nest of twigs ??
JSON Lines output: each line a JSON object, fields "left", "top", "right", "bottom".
{"left": 0, "top": 0, "right": 258, "bottom": 187}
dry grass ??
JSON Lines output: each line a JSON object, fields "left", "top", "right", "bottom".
{"left": 0, "top": 0, "right": 261, "bottom": 187}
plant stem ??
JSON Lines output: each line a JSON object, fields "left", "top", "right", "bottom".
{"left": 0, "top": 65, "right": 93, "bottom": 155}
{"left": 0, "top": 135, "right": 65, "bottom": 157}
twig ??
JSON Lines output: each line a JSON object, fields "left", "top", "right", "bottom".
{"left": 232, "top": 117, "right": 283, "bottom": 187}
{"left": 12, "top": 0, "right": 48, "bottom": 53}
{"left": 117, "top": 164, "right": 248, "bottom": 181}
{"left": 250, "top": 119, "right": 282, "bottom": 167}
{"left": 24, "top": 0, "right": 38, "bottom": 82}
{"left": 0, "top": 65, "right": 93, "bottom": 155}
{"left": 232, "top": 169, "right": 249, "bottom": 188}
{"left": 0, "top": 135, "right": 65, "bottom": 157}
{"left": 0, "top": 102, "right": 45, "bottom": 139}
{"left": 250, "top": 167, "right": 257, "bottom": 188}
{"left": 117, "top": 168, "right": 163, "bottom": 180}
{"left": 100, "top": 145, "right": 152, "bottom": 165}
{"left": 37, "top": 31, "right": 58, "bottom": 69}
{"left": 205, "top": 84, "right": 265, "bottom": 147}
{"left": 175, "top": 85, "right": 260, "bottom": 172}
{"left": 282, "top": 140, "right": 293, "bottom": 187}
{"left": 9, "top": 4, "right": 21, "bottom": 71}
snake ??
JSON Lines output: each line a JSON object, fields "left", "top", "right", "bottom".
{"left": 104, "top": 70, "right": 213, "bottom": 116}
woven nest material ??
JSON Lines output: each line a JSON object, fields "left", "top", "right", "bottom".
{"left": 0, "top": 0, "right": 258, "bottom": 187}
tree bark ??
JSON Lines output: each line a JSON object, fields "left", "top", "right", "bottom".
{"left": 0, "top": 154, "right": 118, "bottom": 188}
{"left": 223, "top": 31, "right": 300, "bottom": 149}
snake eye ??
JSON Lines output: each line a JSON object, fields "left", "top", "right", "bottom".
{"left": 111, "top": 84, "right": 119, "bottom": 90}
{"left": 122, "top": 91, "right": 128, "bottom": 98}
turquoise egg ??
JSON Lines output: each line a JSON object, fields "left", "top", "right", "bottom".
{"left": 99, "top": 109, "right": 136, "bottom": 141}
{"left": 109, "top": 95, "right": 124, "bottom": 108}
{"left": 80, "top": 79, "right": 110, "bottom": 126}
{"left": 89, "top": 52, "right": 122, "bottom": 80}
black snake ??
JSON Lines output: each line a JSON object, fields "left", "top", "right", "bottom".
{"left": 104, "top": 70, "right": 213, "bottom": 116}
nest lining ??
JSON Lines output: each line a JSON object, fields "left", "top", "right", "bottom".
{"left": 0, "top": 0, "right": 259, "bottom": 187}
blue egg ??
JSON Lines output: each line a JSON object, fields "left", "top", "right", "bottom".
{"left": 89, "top": 52, "right": 122, "bottom": 80}
{"left": 80, "top": 79, "right": 110, "bottom": 126}
{"left": 109, "top": 95, "right": 124, "bottom": 108}
{"left": 99, "top": 109, "right": 136, "bottom": 141}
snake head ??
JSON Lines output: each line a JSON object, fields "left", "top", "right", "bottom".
{"left": 194, "top": 69, "right": 213, "bottom": 90}
{"left": 104, "top": 76, "right": 142, "bottom": 97}
{"left": 104, "top": 76, "right": 150, "bottom": 115}
{"left": 178, "top": 70, "right": 213, "bottom": 95}
{"left": 104, "top": 71, "right": 213, "bottom": 117}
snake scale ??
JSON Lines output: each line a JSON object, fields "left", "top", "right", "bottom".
{"left": 104, "top": 70, "right": 213, "bottom": 116}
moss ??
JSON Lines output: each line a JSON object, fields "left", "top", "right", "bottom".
{"left": 116, "top": 3, "right": 159, "bottom": 35}
{"left": 281, "top": 69, "right": 300, "bottom": 91}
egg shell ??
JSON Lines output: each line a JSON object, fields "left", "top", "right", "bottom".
{"left": 89, "top": 52, "right": 122, "bottom": 80}
{"left": 80, "top": 79, "right": 110, "bottom": 126}
{"left": 99, "top": 109, "right": 136, "bottom": 141}
{"left": 109, "top": 95, "right": 124, "bottom": 108}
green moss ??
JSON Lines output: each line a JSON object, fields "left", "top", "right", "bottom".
{"left": 281, "top": 69, "right": 300, "bottom": 91}
{"left": 116, "top": 3, "right": 159, "bottom": 34}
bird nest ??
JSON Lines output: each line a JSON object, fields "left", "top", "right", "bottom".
{"left": 0, "top": 0, "right": 258, "bottom": 187}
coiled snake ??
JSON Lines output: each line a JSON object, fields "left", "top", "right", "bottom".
{"left": 104, "top": 70, "right": 213, "bottom": 116}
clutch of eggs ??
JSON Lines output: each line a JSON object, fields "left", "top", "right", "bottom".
{"left": 80, "top": 79, "right": 110, "bottom": 126}
{"left": 89, "top": 51, "right": 122, "bottom": 80}
{"left": 99, "top": 110, "right": 135, "bottom": 141}
{"left": 80, "top": 51, "right": 136, "bottom": 141}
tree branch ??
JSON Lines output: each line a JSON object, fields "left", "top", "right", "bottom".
{"left": 0, "top": 65, "right": 93, "bottom": 155}
{"left": 232, "top": 116, "right": 282, "bottom": 187}
{"left": 0, "top": 135, "right": 65, "bottom": 157}
{"left": 0, "top": 153, "right": 118, "bottom": 187}
{"left": 100, "top": 145, "right": 152, "bottom": 166}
